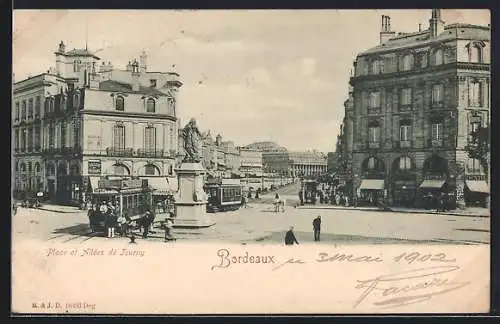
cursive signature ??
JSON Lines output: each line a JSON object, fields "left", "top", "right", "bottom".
{"left": 353, "top": 265, "right": 470, "bottom": 309}
{"left": 272, "top": 258, "right": 306, "bottom": 271}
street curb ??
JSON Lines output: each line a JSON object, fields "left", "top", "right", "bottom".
{"left": 297, "top": 206, "right": 490, "bottom": 218}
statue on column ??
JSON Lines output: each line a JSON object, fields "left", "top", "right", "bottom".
{"left": 181, "top": 118, "right": 203, "bottom": 163}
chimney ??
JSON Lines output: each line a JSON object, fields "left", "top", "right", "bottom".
{"left": 131, "top": 60, "right": 140, "bottom": 91}
{"left": 429, "top": 9, "right": 445, "bottom": 37}
{"left": 139, "top": 50, "right": 147, "bottom": 73}
{"left": 216, "top": 134, "right": 222, "bottom": 146}
{"left": 380, "top": 15, "right": 396, "bottom": 44}
{"left": 418, "top": 23, "right": 422, "bottom": 32}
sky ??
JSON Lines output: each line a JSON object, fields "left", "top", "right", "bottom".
{"left": 12, "top": 9, "right": 490, "bottom": 152}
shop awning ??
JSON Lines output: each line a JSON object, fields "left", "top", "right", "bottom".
{"left": 420, "top": 180, "right": 445, "bottom": 189}
{"left": 359, "top": 179, "right": 385, "bottom": 190}
{"left": 141, "top": 177, "right": 176, "bottom": 196}
{"left": 466, "top": 180, "right": 489, "bottom": 194}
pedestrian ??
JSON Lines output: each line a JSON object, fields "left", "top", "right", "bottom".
{"left": 99, "top": 201, "right": 108, "bottom": 215}
{"left": 105, "top": 209, "right": 116, "bottom": 238}
{"left": 164, "top": 217, "right": 174, "bottom": 241}
{"left": 129, "top": 233, "right": 137, "bottom": 244}
{"left": 118, "top": 214, "right": 127, "bottom": 237}
{"left": 88, "top": 205, "right": 96, "bottom": 233}
{"left": 241, "top": 195, "right": 248, "bottom": 208}
{"left": 313, "top": 216, "right": 321, "bottom": 242}
{"left": 142, "top": 210, "right": 152, "bottom": 239}
{"left": 298, "top": 189, "right": 304, "bottom": 206}
{"left": 284, "top": 226, "right": 299, "bottom": 245}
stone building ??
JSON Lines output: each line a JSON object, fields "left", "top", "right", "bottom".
{"left": 13, "top": 42, "right": 181, "bottom": 204}
{"left": 345, "top": 10, "right": 490, "bottom": 208}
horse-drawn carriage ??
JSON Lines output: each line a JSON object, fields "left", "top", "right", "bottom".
{"left": 301, "top": 179, "right": 318, "bottom": 205}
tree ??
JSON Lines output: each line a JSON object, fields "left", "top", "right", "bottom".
{"left": 465, "top": 124, "right": 490, "bottom": 173}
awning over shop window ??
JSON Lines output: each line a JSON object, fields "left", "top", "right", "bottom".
{"left": 419, "top": 179, "right": 445, "bottom": 189}
{"left": 89, "top": 177, "right": 100, "bottom": 192}
{"left": 465, "top": 180, "right": 489, "bottom": 194}
{"left": 141, "top": 177, "right": 176, "bottom": 196}
{"left": 359, "top": 179, "right": 385, "bottom": 190}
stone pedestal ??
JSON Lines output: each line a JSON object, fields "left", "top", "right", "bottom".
{"left": 173, "top": 162, "right": 215, "bottom": 228}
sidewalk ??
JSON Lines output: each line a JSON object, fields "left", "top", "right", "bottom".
{"left": 32, "top": 205, "right": 83, "bottom": 214}
{"left": 297, "top": 204, "right": 489, "bottom": 217}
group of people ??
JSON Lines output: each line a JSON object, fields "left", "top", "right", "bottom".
{"left": 274, "top": 193, "right": 286, "bottom": 213}
{"left": 88, "top": 201, "right": 164, "bottom": 239}
{"left": 298, "top": 184, "right": 352, "bottom": 207}
{"left": 284, "top": 215, "right": 322, "bottom": 245}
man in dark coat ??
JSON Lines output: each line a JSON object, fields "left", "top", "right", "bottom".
{"left": 284, "top": 226, "right": 299, "bottom": 245}
{"left": 313, "top": 216, "right": 321, "bottom": 242}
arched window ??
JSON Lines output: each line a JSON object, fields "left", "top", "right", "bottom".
{"left": 146, "top": 98, "right": 156, "bottom": 113}
{"left": 144, "top": 164, "right": 159, "bottom": 176}
{"left": 399, "top": 156, "right": 412, "bottom": 170}
{"left": 367, "top": 157, "right": 376, "bottom": 170}
{"left": 434, "top": 49, "right": 443, "bottom": 65}
{"left": 49, "top": 97, "right": 55, "bottom": 112}
{"left": 167, "top": 98, "right": 176, "bottom": 115}
{"left": 144, "top": 125, "right": 156, "bottom": 151}
{"left": 115, "top": 95, "right": 125, "bottom": 111}
{"left": 35, "top": 162, "right": 41, "bottom": 173}
{"left": 420, "top": 52, "right": 428, "bottom": 68}
{"left": 113, "top": 164, "right": 130, "bottom": 176}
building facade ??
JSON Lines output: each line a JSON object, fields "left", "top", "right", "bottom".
{"left": 13, "top": 42, "right": 182, "bottom": 204}
{"left": 345, "top": 10, "right": 490, "bottom": 207}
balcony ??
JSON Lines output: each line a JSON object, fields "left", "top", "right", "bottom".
{"left": 428, "top": 139, "right": 443, "bottom": 148}
{"left": 431, "top": 101, "right": 444, "bottom": 109}
{"left": 399, "top": 140, "right": 412, "bottom": 149}
{"left": 368, "top": 141, "right": 380, "bottom": 149}
{"left": 368, "top": 107, "right": 381, "bottom": 115}
{"left": 106, "top": 147, "right": 134, "bottom": 157}
{"left": 399, "top": 105, "right": 413, "bottom": 112}
{"left": 136, "top": 149, "right": 165, "bottom": 158}
{"left": 42, "top": 146, "right": 82, "bottom": 156}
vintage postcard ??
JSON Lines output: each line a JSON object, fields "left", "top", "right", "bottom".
{"left": 11, "top": 9, "right": 490, "bottom": 314}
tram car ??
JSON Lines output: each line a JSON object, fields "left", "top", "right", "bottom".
{"left": 88, "top": 177, "right": 153, "bottom": 233}
{"left": 302, "top": 179, "right": 318, "bottom": 205}
{"left": 204, "top": 178, "right": 243, "bottom": 213}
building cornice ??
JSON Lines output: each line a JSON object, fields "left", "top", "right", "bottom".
{"left": 81, "top": 110, "right": 177, "bottom": 121}
{"left": 350, "top": 62, "right": 490, "bottom": 86}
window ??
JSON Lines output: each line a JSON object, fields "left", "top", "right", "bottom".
{"left": 400, "top": 88, "right": 412, "bottom": 106}
{"left": 467, "top": 158, "right": 482, "bottom": 173}
{"left": 367, "top": 157, "right": 376, "bottom": 170}
{"left": 432, "top": 84, "right": 444, "bottom": 104}
{"left": 60, "top": 121, "right": 66, "bottom": 148}
{"left": 15, "top": 102, "right": 19, "bottom": 120}
{"left": 431, "top": 121, "right": 443, "bottom": 141}
{"left": 27, "top": 128, "right": 33, "bottom": 151}
{"left": 113, "top": 124, "right": 125, "bottom": 149}
{"left": 48, "top": 123, "right": 55, "bottom": 148}
{"left": 35, "top": 163, "right": 41, "bottom": 173}
{"left": 49, "top": 98, "right": 55, "bottom": 112}
{"left": 115, "top": 96, "right": 124, "bottom": 111}
{"left": 150, "top": 79, "right": 157, "bottom": 87}
{"left": 400, "top": 123, "right": 412, "bottom": 141}
{"left": 146, "top": 98, "right": 156, "bottom": 113}
{"left": 21, "top": 100, "right": 27, "bottom": 120}
{"left": 469, "top": 45, "right": 482, "bottom": 63}
{"left": 420, "top": 53, "right": 428, "bottom": 68}
{"left": 34, "top": 125, "right": 41, "bottom": 149}
{"left": 73, "top": 92, "right": 80, "bottom": 108}
{"left": 73, "top": 60, "right": 81, "bottom": 72}
{"left": 371, "top": 60, "right": 384, "bottom": 74}
{"left": 167, "top": 98, "right": 175, "bottom": 115}
{"left": 369, "top": 92, "right": 380, "bottom": 108}
{"left": 14, "top": 129, "right": 19, "bottom": 149}
{"left": 28, "top": 98, "right": 34, "bottom": 118}
{"left": 144, "top": 165, "right": 157, "bottom": 176}
{"left": 114, "top": 164, "right": 128, "bottom": 176}
{"left": 35, "top": 96, "right": 41, "bottom": 117}
{"left": 73, "top": 118, "right": 80, "bottom": 149}
{"left": 144, "top": 125, "right": 156, "bottom": 151}
{"left": 399, "top": 156, "right": 412, "bottom": 170}
{"left": 368, "top": 124, "right": 380, "bottom": 143}
{"left": 401, "top": 54, "right": 413, "bottom": 71}
{"left": 434, "top": 49, "right": 443, "bottom": 65}
{"left": 468, "top": 81, "right": 482, "bottom": 107}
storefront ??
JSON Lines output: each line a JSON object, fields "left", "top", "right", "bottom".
{"left": 358, "top": 156, "right": 386, "bottom": 206}
{"left": 389, "top": 156, "right": 417, "bottom": 207}
{"left": 464, "top": 175, "right": 489, "bottom": 207}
